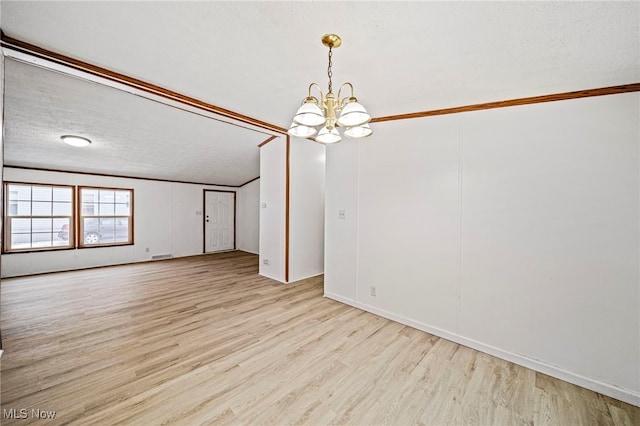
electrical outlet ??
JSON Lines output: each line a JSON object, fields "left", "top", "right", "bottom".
{"left": 370, "top": 286, "right": 376, "bottom": 297}
{"left": 145, "top": 247, "right": 150, "bottom": 253}
{"left": 338, "top": 209, "right": 346, "bottom": 219}
{"left": 263, "top": 259, "right": 269, "bottom": 265}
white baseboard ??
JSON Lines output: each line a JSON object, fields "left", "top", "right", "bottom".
{"left": 324, "top": 292, "right": 640, "bottom": 407}
{"left": 288, "top": 271, "right": 324, "bottom": 283}
{"left": 259, "top": 272, "right": 286, "bottom": 284}
{"left": 237, "top": 249, "right": 259, "bottom": 255}
{"left": 259, "top": 271, "right": 323, "bottom": 284}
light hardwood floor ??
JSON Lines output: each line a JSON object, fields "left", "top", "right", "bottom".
{"left": 1, "top": 251, "right": 638, "bottom": 425}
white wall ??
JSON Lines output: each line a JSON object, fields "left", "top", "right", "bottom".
{"left": 259, "top": 137, "right": 286, "bottom": 281}
{"left": 1, "top": 167, "right": 259, "bottom": 277}
{"left": 324, "top": 93, "right": 640, "bottom": 406}
{"left": 259, "top": 136, "right": 326, "bottom": 283}
{"left": 237, "top": 178, "right": 260, "bottom": 254}
{"left": 289, "top": 137, "right": 325, "bottom": 282}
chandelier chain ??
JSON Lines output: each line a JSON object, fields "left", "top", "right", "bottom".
{"left": 327, "top": 45, "right": 333, "bottom": 94}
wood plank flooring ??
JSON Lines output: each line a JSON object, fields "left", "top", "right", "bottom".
{"left": 1, "top": 251, "right": 638, "bottom": 425}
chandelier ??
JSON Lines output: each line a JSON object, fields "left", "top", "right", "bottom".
{"left": 288, "top": 34, "right": 373, "bottom": 144}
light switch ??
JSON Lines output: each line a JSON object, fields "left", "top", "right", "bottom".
{"left": 338, "top": 209, "right": 346, "bottom": 219}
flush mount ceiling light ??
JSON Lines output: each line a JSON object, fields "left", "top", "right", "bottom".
{"left": 61, "top": 135, "right": 92, "bottom": 147}
{"left": 288, "top": 34, "right": 373, "bottom": 144}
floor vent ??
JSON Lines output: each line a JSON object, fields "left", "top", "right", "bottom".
{"left": 151, "top": 254, "right": 172, "bottom": 260}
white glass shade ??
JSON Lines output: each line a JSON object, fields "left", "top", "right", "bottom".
{"left": 61, "top": 135, "right": 91, "bottom": 147}
{"left": 315, "top": 126, "right": 342, "bottom": 144}
{"left": 293, "top": 101, "right": 325, "bottom": 127}
{"left": 336, "top": 100, "right": 371, "bottom": 127}
{"left": 344, "top": 123, "right": 373, "bottom": 139}
{"left": 288, "top": 122, "right": 317, "bottom": 138}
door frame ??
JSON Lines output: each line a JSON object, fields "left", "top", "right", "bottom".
{"left": 202, "top": 189, "right": 237, "bottom": 253}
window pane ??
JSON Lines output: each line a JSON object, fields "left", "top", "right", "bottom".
{"left": 32, "top": 201, "right": 52, "bottom": 216}
{"left": 115, "top": 191, "right": 130, "bottom": 204}
{"left": 11, "top": 218, "right": 31, "bottom": 233}
{"left": 53, "top": 202, "right": 72, "bottom": 216}
{"left": 99, "top": 203, "right": 115, "bottom": 216}
{"left": 115, "top": 203, "right": 130, "bottom": 215}
{"left": 81, "top": 189, "right": 98, "bottom": 203}
{"left": 83, "top": 217, "right": 100, "bottom": 245}
{"left": 53, "top": 187, "right": 72, "bottom": 202}
{"left": 82, "top": 202, "right": 98, "bottom": 216}
{"left": 83, "top": 217, "right": 99, "bottom": 228}
{"left": 11, "top": 233, "right": 31, "bottom": 250}
{"left": 32, "top": 233, "right": 53, "bottom": 247}
{"left": 32, "top": 218, "right": 52, "bottom": 233}
{"left": 8, "top": 185, "right": 31, "bottom": 201}
{"left": 53, "top": 218, "right": 70, "bottom": 243}
{"left": 98, "top": 218, "right": 116, "bottom": 243}
{"left": 52, "top": 238, "right": 68, "bottom": 247}
{"left": 99, "top": 190, "right": 115, "bottom": 203}
{"left": 15, "top": 201, "right": 31, "bottom": 216}
{"left": 114, "top": 218, "right": 130, "bottom": 243}
{"left": 32, "top": 186, "right": 52, "bottom": 201}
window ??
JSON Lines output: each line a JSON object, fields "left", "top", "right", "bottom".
{"left": 4, "top": 183, "right": 74, "bottom": 252}
{"left": 3, "top": 183, "right": 134, "bottom": 252}
{"left": 79, "top": 187, "right": 133, "bottom": 247}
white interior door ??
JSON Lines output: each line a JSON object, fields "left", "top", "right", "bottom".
{"left": 204, "top": 191, "right": 235, "bottom": 253}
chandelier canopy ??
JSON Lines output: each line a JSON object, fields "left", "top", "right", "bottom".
{"left": 288, "top": 34, "right": 373, "bottom": 144}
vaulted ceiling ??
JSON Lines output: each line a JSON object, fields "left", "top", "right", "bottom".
{"left": 1, "top": 1, "right": 638, "bottom": 185}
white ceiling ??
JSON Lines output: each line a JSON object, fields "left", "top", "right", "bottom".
{"left": 1, "top": 1, "right": 638, "bottom": 184}
{"left": 3, "top": 58, "right": 269, "bottom": 186}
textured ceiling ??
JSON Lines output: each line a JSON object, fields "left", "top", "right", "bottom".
{"left": 3, "top": 59, "right": 268, "bottom": 186}
{"left": 1, "top": 1, "right": 638, "bottom": 183}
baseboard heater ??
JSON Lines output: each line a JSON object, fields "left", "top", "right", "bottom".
{"left": 151, "top": 254, "right": 172, "bottom": 260}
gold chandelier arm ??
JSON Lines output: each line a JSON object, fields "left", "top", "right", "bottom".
{"left": 337, "top": 82, "right": 355, "bottom": 105}
{"left": 308, "top": 83, "right": 324, "bottom": 103}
